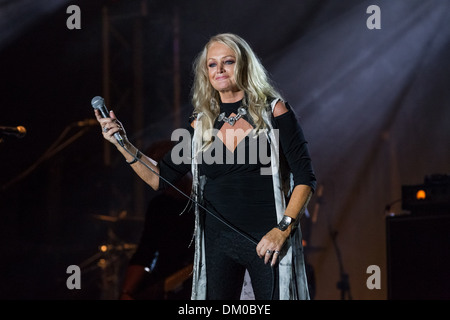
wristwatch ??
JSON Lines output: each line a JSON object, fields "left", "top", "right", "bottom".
{"left": 277, "top": 215, "right": 294, "bottom": 231}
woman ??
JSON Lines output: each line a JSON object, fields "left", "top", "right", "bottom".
{"left": 95, "top": 33, "right": 316, "bottom": 300}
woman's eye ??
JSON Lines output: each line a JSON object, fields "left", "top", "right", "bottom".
{"left": 208, "top": 60, "right": 234, "bottom": 68}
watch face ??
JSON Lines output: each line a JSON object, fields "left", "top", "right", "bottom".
{"left": 282, "top": 216, "right": 292, "bottom": 226}
{"left": 278, "top": 216, "right": 292, "bottom": 231}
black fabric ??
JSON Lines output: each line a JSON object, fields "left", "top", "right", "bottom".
{"left": 159, "top": 100, "right": 316, "bottom": 233}
{"left": 272, "top": 102, "right": 317, "bottom": 193}
{"left": 204, "top": 228, "right": 279, "bottom": 300}
{"left": 201, "top": 100, "right": 276, "bottom": 234}
{"left": 157, "top": 125, "right": 193, "bottom": 188}
{"left": 157, "top": 100, "right": 316, "bottom": 299}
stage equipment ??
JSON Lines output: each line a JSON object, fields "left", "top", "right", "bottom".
{"left": 387, "top": 174, "right": 450, "bottom": 299}
{"left": 0, "top": 125, "right": 26, "bottom": 138}
{"left": 1, "top": 120, "right": 95, "bottom": 191}
{"left": 79, "top": 211, "right": 139, "bottom": 300}
{"left": 401, "top": 174, "right": 450, "bottom": 215}
{"left": 386, "top": 213, "right": 450, "bottom": 299}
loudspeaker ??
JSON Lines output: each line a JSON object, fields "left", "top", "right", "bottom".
{"left": 386, "top": 214, "right": 450, "bottom": 300}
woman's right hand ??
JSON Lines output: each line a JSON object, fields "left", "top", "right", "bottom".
{"left": 94, "top": 109, "right": 161, "bottom": 191}
{"left": 94, "top": 109, "right": 128, "bottom": 148}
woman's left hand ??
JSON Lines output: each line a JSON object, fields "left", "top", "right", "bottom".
{"left": 256, "top": 227, "right": 290, "bottom": 266}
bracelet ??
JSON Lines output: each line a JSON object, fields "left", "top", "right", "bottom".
{"left": 126, "top": 150, "right": 142, "bottom": 164}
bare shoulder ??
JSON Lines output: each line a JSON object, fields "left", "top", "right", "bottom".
{"left": 272, "top": 100, "right": 289, "bottom": 117}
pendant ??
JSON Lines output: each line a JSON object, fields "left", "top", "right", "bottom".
{"left": 218, "top": 107, "right": 247, "bottom": 126}
{"left": 237, "top": 107, "right": 247, "bottom": 116}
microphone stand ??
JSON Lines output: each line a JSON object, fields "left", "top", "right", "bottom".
{"left": 330, "top": 229, "right": 352, "bottom": 300}
{"left": 1, "top": 120, "right": 94, "bottom": 191}
{"left": 90, "top": 211, "right": 138, "bottom": 300}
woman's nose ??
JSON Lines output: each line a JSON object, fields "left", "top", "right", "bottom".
{"left": 217, "top": 63, "right": 224, "bottom": 73}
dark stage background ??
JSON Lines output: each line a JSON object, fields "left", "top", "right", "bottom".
{"left": 0, "top": 0, "right": 449, "bottom": 300}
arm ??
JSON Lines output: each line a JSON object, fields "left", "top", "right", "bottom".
{"left": 256, "top": 101, "right": 315, "bottom": 266}
{"left": 95, "top": 109, "right": 160, "bottom": 190}
{"left": 256, "top": 184, "right": 312, "bottom": 265}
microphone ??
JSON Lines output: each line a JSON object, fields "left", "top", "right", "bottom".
{"left": 0, "top": 125, "right": 27, "bottom": 138}
{"left": 91, "top": 96, "right": 124, "bottom": 147}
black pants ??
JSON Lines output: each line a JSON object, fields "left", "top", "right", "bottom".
{"left": 204, "top": 227, "right": 279, "bottom": 300}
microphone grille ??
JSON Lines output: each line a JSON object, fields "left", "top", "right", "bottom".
{"left": 91, "top": 96, "right": 104, "bottom": 109}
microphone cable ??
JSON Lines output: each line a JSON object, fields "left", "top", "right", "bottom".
{"left": 123, "top": 146, "right": 283, "bottom": 300}
{"left": 122, "top": 146, "right": 259, "bottom": 247}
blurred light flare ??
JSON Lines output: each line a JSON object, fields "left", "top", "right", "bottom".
{"left": 0, "top": 0, "right": 71, "bottom": 51}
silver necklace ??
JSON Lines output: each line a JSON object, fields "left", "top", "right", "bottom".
{"left": 217, "top": 107, "right": 247, "bottom": 126}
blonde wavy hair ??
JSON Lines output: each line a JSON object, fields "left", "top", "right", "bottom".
{"left": 191, "top": 33, "right": 282, "bottom": 149}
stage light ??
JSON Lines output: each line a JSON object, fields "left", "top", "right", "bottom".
{"left": 416, "top": 189, "right": 426, "bottom": 200}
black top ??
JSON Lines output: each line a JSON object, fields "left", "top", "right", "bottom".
{"left": 158, "top": 100, "right": 316, "bottom": 236}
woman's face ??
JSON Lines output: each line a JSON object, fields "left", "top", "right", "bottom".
{"left": 206, "top": 41, "right": 240, "bottom": 95}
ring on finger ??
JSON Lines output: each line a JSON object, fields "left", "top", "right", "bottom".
{"left": 266, "top": 250, "right": 272, "bottom": 254}
{"left": 103, "top": 127, "right": 108, "bottom": 132}
{"left": 274, "top": 251, "right": 280, "bottom": 254}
